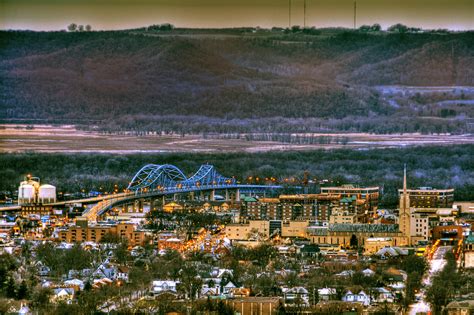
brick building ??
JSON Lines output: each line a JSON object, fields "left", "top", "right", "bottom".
{"left": 240, "top": 190, "right": 378, "bottom": 223}
{"left": 57, "top": 222, "right": 151, "bottom": 246}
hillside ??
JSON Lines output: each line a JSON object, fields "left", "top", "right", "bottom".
{"left": 1, "top": 29, "right": 473, "bottom": 133}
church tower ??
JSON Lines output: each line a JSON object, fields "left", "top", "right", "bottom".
{"left": 399, "top": 164, "right": 411, "bottom": 245}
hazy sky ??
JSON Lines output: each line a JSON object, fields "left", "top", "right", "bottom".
{"left": 1, "top": 0, "right": 472, "bottom": 31}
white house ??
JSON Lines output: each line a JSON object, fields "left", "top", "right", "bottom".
{"left": 64, "top": 279, "right": 84, "bottom": 290}
{"left": 152, "top": 280, "right": 179, "bottom": 296}
{"left": 318, "top": 287, "right": 336, "bottom": 301}
{"left": 373, "top": 287, "right": 395, "bottom": 303}
{"left": 342, "top": 290, "right": 371, "bottom": 306}
{"left": 362, "top": 268, "right": 375, "bottom": 277}
{"left": 51, "top": 288, "right": 75, "bottom": 303}
{"left": 117, "top": 266, "right": 129, "bottom": 283}
{"left": 283, "top": 287, "right": 310, "bottom": 306}
{"left": 336, "top": 270, "right": 355, "bottom": 277}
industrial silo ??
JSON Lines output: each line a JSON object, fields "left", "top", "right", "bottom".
{"left": 38, "top": 184, "right": 57, "bottom": 204}
{"left": 18, "top": 182, "right": 36, "bottom": 205}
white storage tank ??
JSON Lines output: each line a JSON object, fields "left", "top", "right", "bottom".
{"left": 18, "top": 183, "right": 36, "bottom": 205}
{"left": 38, "top": 184, "right": 56, "bottom": 204}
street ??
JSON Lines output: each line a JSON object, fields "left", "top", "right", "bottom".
{"left": 409, "top": 246, "right": 452, "bottom": 315}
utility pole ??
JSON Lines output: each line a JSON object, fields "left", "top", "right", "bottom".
{"left": 304, "top": 0, "right": 307, "bottom": 28}
{"left": 353, "top": 0, "right": 357, "bottom": 29}
{"left": 289, "top": 0, "right": 292, "bottom": 28}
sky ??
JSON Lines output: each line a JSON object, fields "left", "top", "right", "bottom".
{"left": 1, "top": 0, "right": 473, "bottom": 31}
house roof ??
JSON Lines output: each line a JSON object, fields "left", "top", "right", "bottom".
{"left": 318, "top": 288, "right": 336, "bottom": 295}
{"left": 446, "top": 300, "right": 474, "bottom": 309}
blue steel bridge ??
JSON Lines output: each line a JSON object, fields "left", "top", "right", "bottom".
{"left": 80, "top": 164, "right": 282, "bottom": 221}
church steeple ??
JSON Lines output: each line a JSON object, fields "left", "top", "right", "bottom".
{"left": 403, "top": 163, "right": 407, "bottom": 208}
{"left": 399, "top": 164, "right": 411, "bottom": 245}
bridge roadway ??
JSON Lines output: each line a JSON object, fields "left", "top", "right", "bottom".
{"left": 0, "top": 184, "right": 281, "bottom": 217}
{"left": 81, "top": 184, "right": 281, "bottom": 221}
{"left": 0, "top": 192, "right": 132, "bottom": 213}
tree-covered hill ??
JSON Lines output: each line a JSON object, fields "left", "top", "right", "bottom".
{"left": 1, "top": 29, "right": 473, "bottom": 133}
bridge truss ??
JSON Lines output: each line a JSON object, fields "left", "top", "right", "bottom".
{"left": 78, "top": 164, "right": 280, "bottom": 221}
{"left": 127, "top": 164, "right": 236, "bottom": 193}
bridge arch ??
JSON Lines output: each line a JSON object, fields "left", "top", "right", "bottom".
{"left": 127, "top": 164, "right": 187, "bottom": 192}
{"left": 127, "top": 163, "right": 236, "bottom": 192}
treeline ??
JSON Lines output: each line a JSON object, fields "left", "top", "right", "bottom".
{"left": 0, "top": 145, "right": 472, "bottom": 208}
{"left": 204, "top": 133, "right": 349, "bottom": 145}
{"left": 88, "top": 114, "right": 472, "bottom": 135}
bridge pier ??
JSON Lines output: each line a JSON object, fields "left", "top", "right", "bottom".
{"left": 133, "top": 199, "right": 144, "bottom": 213}
{"left": 210, "top": 190, "right": 215, "bottom": 201}
{"left": 151, "top": 198, "right": 160, "bottom": 211}
{"left": 139, "top": 199, "right": 144, "bottom": 212}
{"left": 225, "top": 189, "right": 229, "bottom": 201}
{"left": 235, "top": 189, "right": 240, "bottom": 202}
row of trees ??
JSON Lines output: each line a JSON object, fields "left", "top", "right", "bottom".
{"left": 1, "top": 145, "right": 472, "bottom": 207}
{"left": 67, "top": 23, "right": 92, "bottom": 32}
{"left": 426, "top": 252, "right": 462, "bottom": 313}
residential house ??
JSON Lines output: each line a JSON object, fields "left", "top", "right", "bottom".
{"left": 362, "top": 268, "right": 375, "bottom": 277}
{"left": 445, "top": 300, "right": 474, "bottom": 315}
{"left": 117, "top": 266, "right": 129, "bottom": 283}
{"left": 51, "top": 288, "right": 75, "bottom": 303}
{"left": 283, "top": 287, "right": 310, "bottom": 306}
{"left": 151, "top": 280, "right": 179, "bottom": 296}
{"left": 318, "top": 288, "right": 336, "bottom": 301}
{"left": 342, "top": 290, "right": 371, "bottom": 306}
{"left": 373, "top": 287, "right": 395, "bottom": 303}
{"left": 93, "top": 264, "right": 117, "bottom": 280}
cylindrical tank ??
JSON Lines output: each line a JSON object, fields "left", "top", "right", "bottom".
{"left": 18, "top": 183, "right": 36, "bottom": 205}
{"left": 38, "top": 184, "right": 56, "bottom": 204}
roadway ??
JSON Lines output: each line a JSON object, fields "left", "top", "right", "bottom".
{"left": 409, "top": 246, "right": 453, "bottom": 315}
{"left": 2, "top": 183, "right": 281, "bottom": 215}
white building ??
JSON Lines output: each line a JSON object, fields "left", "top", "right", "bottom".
{"left": 410, "top": 212, "right": 429, "bottom": 243}
{"left": 151, "top": 280, "right": 179, "bottom": 295}
{"left": 342, "top": 290, "right": 371, "bottom": 306}
{"left": 283, "top": 287, "right": 309, "bottom": 306}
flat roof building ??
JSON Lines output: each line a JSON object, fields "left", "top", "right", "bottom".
{"left": 398, "top": 188, "right": 454, "bottom": 209}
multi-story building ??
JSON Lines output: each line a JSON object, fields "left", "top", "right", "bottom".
{"left": 397, "top": 187, "right": 454, "bottom": 209}
{"left": 329, "top": 208, "right": 357, "bottom": 224}
{"left": 462, "top": 232, "right": 474, "bottom": 269}
{"left": 410, "top": 212, "right": 430, "bottom": 244}
{"left": 307, "top": 224, "right": 405, "bottom": 247}
{"left": 225, "top": 220, "right": 270, "bottom": 241}
{"left": 21, "top": 204, "right": 54, "bottom": 216}
{"left": 225, "top": 220, "right": 311, "bottom": 241}
{"left": 240, "top": 190, "right": 377, "bottom": 223}
{"left": 320, "top": 185, "right": 379, "bottom": 215}
{"left": 57, "top": 222, "right": 151, "bottom": 246}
